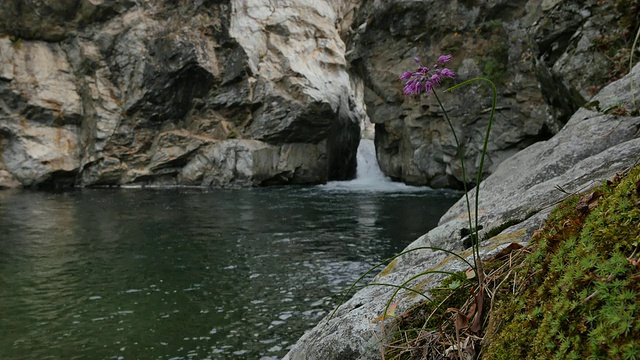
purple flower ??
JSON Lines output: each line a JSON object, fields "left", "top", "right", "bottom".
{"left": 414, "top": 57, "right": 421, "bottom": 63}
{"left": 403, "top": 80, "right": 423, "bottom": 95}
{"left": 438, "top": 54, "right": 452, "bottom": 63}
{"left": 399, "top": 55, "right": 456, "bottom": 96}
{"left": 423, "top": 80, "right": 434, "bottom": 94}
{"left": 399, "top": 71, "right": 413, "bottom": 80}
{"left": 440, "top": 68, "right": 456, "bottom": 79}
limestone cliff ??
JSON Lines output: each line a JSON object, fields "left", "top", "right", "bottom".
{"left": 0, "top": 0, "right": 363, "bottom": 188}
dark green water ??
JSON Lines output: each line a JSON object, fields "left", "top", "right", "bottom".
{"left": 0, "top": 185, "right": 459, "bottom": 359}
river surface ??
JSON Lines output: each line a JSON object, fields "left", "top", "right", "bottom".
{"left": 0, "top": 181, "right": 459, "bottom": 359}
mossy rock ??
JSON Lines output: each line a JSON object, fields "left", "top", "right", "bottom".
{"left": 484, "top": 165, "right": 640, "bottom": 360}
{"left": 382, "top": 165, "right": 640, "bottom": 359}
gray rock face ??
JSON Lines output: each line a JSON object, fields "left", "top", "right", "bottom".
{"left": 284, "top": 63, "right": 640, "bottom": 360}
{"left": 0, "top": 0, "right": 362, "bottom": 188}
{"left": 347, "top": 0, "right": 635, "bottom": 189}
{"left": 0, "top": 39, "right": 82, "bottom": 187}
{"left": 0, "top": 0, "right": 135, "bottom": 42}
{"left": 2, "top": 0, "right": 632, "bottom": 190}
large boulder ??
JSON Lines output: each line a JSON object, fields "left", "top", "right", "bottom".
{"left": 0, "top": 0, "right": 363, "bottom": 188}
{"left": 284, "top": 62, "right": 640, "bottom": 360}
{"left": 347, "top": 0, "right": 637, "bottom": 189}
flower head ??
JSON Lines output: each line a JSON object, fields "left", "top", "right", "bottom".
{"left": 399, "top": 55, "right": 455, "bottom": 96}
{"left": 437, "top": 54, "right": 452, "bottom": 63}
{"left": 403, "top": 79, "right": 423, "bottom": 95}
{"left": 399, "top": 71, "right": 413, "bottom": 80}
{"left": 440, "top": 68, "right": 456, "bottom": 79}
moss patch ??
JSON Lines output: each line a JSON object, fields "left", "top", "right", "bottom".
{"left": 484, "top": 166, "right": 640, "bottom": 359}
{"left": 380, "top": 165, "right": 640, "bottom": 359}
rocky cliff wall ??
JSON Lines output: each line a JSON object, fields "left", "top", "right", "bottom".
{"left": 2, "top": 0, "right": 635, "bottom": 190}
{"left": 284, "top": 58, "right": 640, "bottom": 360}
{"left": 347, "top": 0, "right": 639, "bottom": 188}
{"left": 0, "top": 0, "right": 364, "bottom": 188}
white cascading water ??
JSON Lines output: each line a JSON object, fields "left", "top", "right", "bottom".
{"left": 322, "top": 138, "right": 425, "bottom": 192}
{"left": 355, "top": 139, "right": 386, "bottom": 180}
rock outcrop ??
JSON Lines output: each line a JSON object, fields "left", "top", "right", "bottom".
{"left": 0, "top": 0, "right": 363, "bottom": 188}
{"left": 284, "top": 61, "right": 640, "bottom": 359}
{"left": 2, "top": 0, "right": 635, "bottom": 190}
{"left": 347, "top": 0, "right": 638, "bottom": 188}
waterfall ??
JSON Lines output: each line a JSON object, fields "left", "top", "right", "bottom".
{"left": 354, "top": 139, "right": 388, "bottom": 182}
{"left": 321, "top": 139, "right": 425, "bottom": 192}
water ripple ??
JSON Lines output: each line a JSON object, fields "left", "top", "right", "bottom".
{"left": 0, "top": 187, "right": 458, "bottom": 359}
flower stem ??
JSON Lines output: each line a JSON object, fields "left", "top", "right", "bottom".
{"left": 442, "top": 77, "right": 499, "bottom": 285}
{"left": 432, "top": 89, "right": 484, "bottom": 284}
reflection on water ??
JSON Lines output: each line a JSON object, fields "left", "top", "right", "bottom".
{"left": 0, "top": 186, "right": 459, "bottom": 359}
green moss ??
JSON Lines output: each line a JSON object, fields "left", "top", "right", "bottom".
{"left": 378, "top": 166, "right": 640, "bottom": 359}
{"left": 9, "top": 35, "right": 22, "bottom": 49}
{"left": 484, "top": 166, "right": 640, "bottom": 359}
{"left": 381, "top": 166, "right": 640, "bottom": 359}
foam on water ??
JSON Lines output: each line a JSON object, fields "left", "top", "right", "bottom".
{"left": 321, "top": 139, "right": 429, "bottom": 193}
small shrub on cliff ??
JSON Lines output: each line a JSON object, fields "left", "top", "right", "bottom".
{"left": 475, "top": 20, "right": 509, "bottom": 83}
